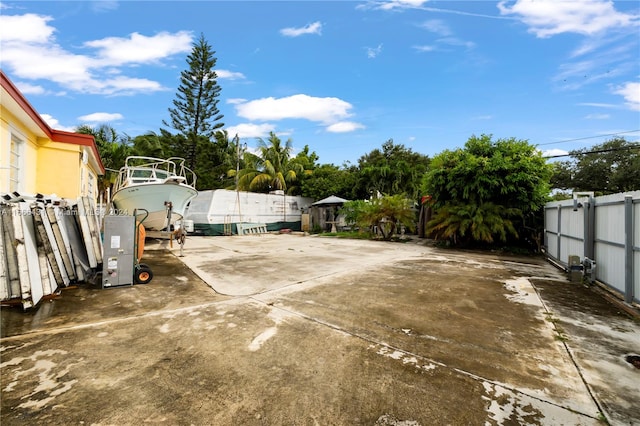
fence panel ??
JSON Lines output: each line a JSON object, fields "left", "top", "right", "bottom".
{"left": 635, "top": 200, "right": 640, "bottom": 300}
{"left": 544, "top": 206, "right": 560, "bottom": 260}
{"left": 544, "top": 191, "right": 639, "bottom": 305}
{"left": 594, "top": 201, "right": 626, "bottom": 294}
{"left": 544, "top": 200, "right": 585, "bottom": 266}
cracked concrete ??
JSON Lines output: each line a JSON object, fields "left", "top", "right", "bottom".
{"left": 1, "top": 233, "right": 638, "bottom": 425}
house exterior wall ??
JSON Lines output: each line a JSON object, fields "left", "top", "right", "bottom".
{"left": 1, "top": 71, "right": 103, "bottom": 200}
{"left": 36, "top": 140, "right": 84, "bottom": 199}
{"left": 0, "top": 106, "right": 39, "bottom": 194}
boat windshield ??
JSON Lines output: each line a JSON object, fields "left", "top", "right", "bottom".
{"left": 115, "top": 156, "right": 197, "bottom": 190}
{"left": 129, "top": 168, "right": 172, "bottom": 183}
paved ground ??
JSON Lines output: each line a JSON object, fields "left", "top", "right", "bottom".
{"left": 1, "top": 234, "right": 639, "bottom": 425}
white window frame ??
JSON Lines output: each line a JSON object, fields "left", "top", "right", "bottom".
{"left": 8, "top": 131, "right": 25, "bottom": 193}
{"left": 87, "top": 170, "right": 96, "bottom": 200}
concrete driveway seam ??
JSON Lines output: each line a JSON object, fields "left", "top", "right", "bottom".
{"left": 529, "top": 279, "right": 608, "bottom": 421}
{"left": 250, "top": 289, "right": 603, "bottom": 424}
{"left": 3, "top": 236, "right": 637, "bottom": 425}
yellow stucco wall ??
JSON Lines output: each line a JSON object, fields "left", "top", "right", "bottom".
{"left": 1, "top": 106, "right": 99, "bottom": 200}
{"left": 36, "top": 140, "right": 82, "bottom": 198}
{"left": 0, "top": 105, "right": 39, "bottom": 195}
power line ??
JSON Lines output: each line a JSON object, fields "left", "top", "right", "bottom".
{"left": 543, "top": 143, "right": 640, "bottom": 159}
{"left": 535, "top": 129, "right": 640, "bottom": 147}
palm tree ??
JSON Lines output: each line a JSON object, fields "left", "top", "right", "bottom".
{"left": 76, "top": 124, "right": 132, "bottom": 202}
{"left": 427, "top": 201, "right": 520, "bottom": 245}
{"left": 229, "top": 132, "right": 305, "bottom": 194}
{"left": 131, "top": 132, "right": 168, "bottom": 158}
{"left": 343, "top": 194, "right": 415, "bottom": 240}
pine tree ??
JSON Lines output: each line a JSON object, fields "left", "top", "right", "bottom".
{"left": 163, "top": 33, "right": 224, "bottom": 172}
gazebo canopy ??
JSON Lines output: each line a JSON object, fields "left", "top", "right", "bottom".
{"left": 311, "top": 195, "right": 350, "bottom": 206}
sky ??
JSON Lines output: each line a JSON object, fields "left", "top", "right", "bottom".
{"left": 1, "top": 0, "right": 639, "bottom": 166}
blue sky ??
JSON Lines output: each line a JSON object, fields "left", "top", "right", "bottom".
{"left": 1, "top": 0, "right": 639, "bottom": 166}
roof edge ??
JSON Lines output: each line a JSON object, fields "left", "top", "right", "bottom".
{"left": 1, "top": 69, "right": 50, "bottom": 137}
{"left": 1, "top": 70, "right": 105, "bottom": 175}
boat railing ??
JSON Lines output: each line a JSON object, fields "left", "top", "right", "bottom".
{"left": 114, "top": 156, "right": 197, "bottom": 190}
{"left": 167, "top": 157, "right": 197, "bottom": 189}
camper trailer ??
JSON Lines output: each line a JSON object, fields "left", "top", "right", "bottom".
{"left": 184, "top": 189, "right": 314, "bottom": 236}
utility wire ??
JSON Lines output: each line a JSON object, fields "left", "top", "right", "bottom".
{"left": 543, "top": 143, "right": 640, "bottom": 159}
{"left": 535, "top": 129, "right": 640, "bottom": 146}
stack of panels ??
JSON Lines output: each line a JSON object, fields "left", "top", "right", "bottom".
{"left": 0, "top": 193, "right": 104, "bottom": 310}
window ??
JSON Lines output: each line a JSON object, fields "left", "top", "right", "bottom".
{"left": 9, "top": 134, "right": 24, "bottom": 193}
{"left": 87, "top": 171, "right": 95, "bottom": 199}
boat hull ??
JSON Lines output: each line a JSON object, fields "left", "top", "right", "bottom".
{"left": 112, "top": 183, "right": 197, "bottom": 231}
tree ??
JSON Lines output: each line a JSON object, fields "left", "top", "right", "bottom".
{"left": 131, "top": 131, "right": 170, "bottom": 158}
{"left": 427, "top": 202, "right": 520, "bottom": 245}
{"left": 340, "top": 194, "right": 415, "bottom": 240}
{"left": 300, "top": 163, "right": 357, "bottom": 200}
{"left": 163, "top": 33, "right": 224, "bottom": 173}
{"left": 289, "top": 145, "right": 316, "bottom": 193}
{"left": 422, "top": 134, "right": 552, "bottom": 247}
{"left": 76, "top": 124, "right": 132, "bottom": 201}
{"left": 550, "top": 138, "right": 640, "bottom": 194}
{"left": 230, "top": 132, "right": 308, "bottom": 194}
{"left": 354, "top": 139, "right": 430, "bottom": 200}
{"left": 209, "top": 130, "right": 242, "bottom": 190}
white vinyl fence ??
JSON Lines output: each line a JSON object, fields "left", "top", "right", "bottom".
{"left": 544, "top": 190, "right": 640, "bottom": 305}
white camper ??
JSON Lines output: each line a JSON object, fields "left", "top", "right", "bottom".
{"left": 185, "top": 189, "right": 314, "bottom": 236}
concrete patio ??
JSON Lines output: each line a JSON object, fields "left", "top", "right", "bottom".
{"left": 1, "top": 234, "right": 638, "bottom": 425}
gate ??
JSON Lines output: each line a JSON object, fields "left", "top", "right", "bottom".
{"left": 544, "top": 191, "right": 639, "bottom": 305}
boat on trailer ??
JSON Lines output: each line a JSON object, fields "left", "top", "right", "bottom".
{"left": 111, "top": 156, "right": 198, "bottom": 231}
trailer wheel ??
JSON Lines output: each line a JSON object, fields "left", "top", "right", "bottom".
{"left": 135, "top": 264, "right": 153, "bottom": 284}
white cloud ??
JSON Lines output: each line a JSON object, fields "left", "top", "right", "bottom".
{"left": 366, "top": 44, "right": 383, "bottom": 59}
{"left": 84, "top": 31, "right": 193, "bottom": 66}
{"left": 2, "top": 43, "right": 94, "bottom": 82}
{"left": 40, "top": 114, "right": 75, "bottom": 132}
{"left": 0, "top": 12, "right": 193, "bottom": 96}
{"left": 91, "top": 1, "right": 119, "bottom": 12}
{"left": 542, "top": 148, "right": 569, "bottom": 158}
{"left": 77, "top": 112, "right": 124, "bottom": 123}
{"left": 497, "top": 0, "right": 639, "bottom": 38}
{"left": 233, "top": 95, "right": 363, "bottom": 134}
{"left": 438, "top": 37, "right": 475, "bottom": 50}
{"left": 225, "top": 123, "right": 276, "bottom": 139}
{"left": 614, "top": 81, "right": 640, "bottom": 111}
{"left": 0, "top": 13, "right": 55, "bottom": 43}
{"left": 413, "top": 38, "right": 474, "bottom": 53}
{"left": 413, "top": 45, "right": 436, "bottom": 52}
{"left": 551, "top": 58, "right": 627, "bottom": 91}
{"left": 377, "top": 0, "right": 429, "bottom": 11}
{"left": 415, "top": 19, "right": 474, "bottom": 52}
{"left": 14, "top": 81, "right": 46, "bottom": 95}
{"left": 569, "top": 35, "right": 618, "bottom": 58}
{"left": 216, "top": 70, "right": 246, "bottom": 80}
{"left": 419, "top": 19, "right": 452, "bottom": 36}
{"left": 577, "top": 102, "right": 618, "bottom": 108}
{"left": 227, "top": 98, "right": 247, "bottom": 105}
{"left": 584, "top": 113, "right": 610, "bottom": 120}
{"left": 235, "top": 94, "right": 353, "bottom": 124}
{"left": 326, "top": 121, "right": 365, "bottom": 133}
{"left": 280, "top": 21, "right": 322, "bottom": 37}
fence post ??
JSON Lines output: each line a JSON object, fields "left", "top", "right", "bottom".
{"left": 624, "top": 196, "right": 633, "bottom": 303}
{"left": 584, "top": 196, "right": 595, "bottom": 260}
{"left": 557, "top": 205, "right": 562, "bottom": 265}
